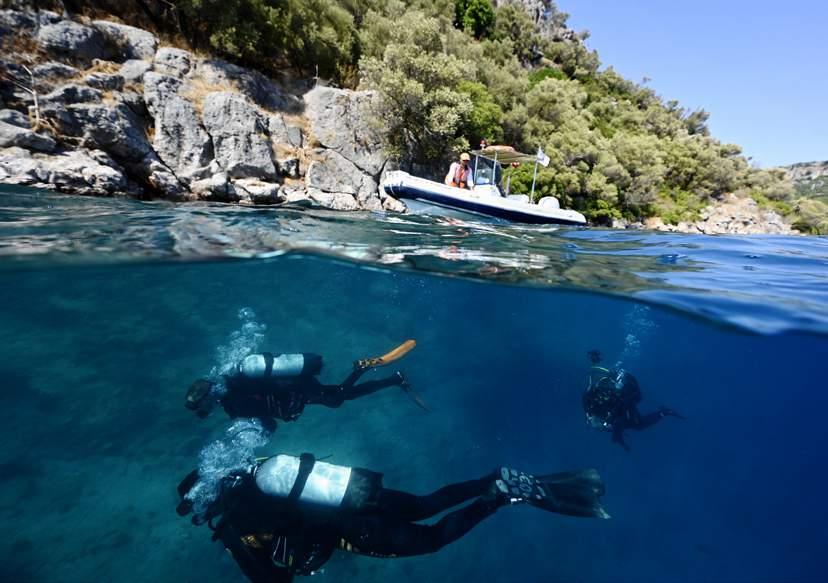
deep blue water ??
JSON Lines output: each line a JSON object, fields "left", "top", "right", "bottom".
{"left": 1, "top": 187, "right": 827, "bottom": 582}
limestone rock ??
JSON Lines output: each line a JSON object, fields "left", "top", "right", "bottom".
{"left": 92, "top": 20, "right": 158, "bottom": 61}
{"left": 305, "top": 148, "right": 377, "bottom": 199}
{"left": 41, "top": 84, "right": 102, "bottom": 105}
{"left": 0, "top": 120, "right": 55, "bottom": 151}
{"left": 306, "top": 187, "right": 360, "bottom": 211}
{"left": 144, "top": 73, "right": 212, "bottom": 182}
{"left": 153, "top": 48, "right": 193, "bottom": 79}
{"left": 190, "top": 172, "right": 238, "bottom": 202}
{"left": 232, "top": 178, "right": 283, "bottom": 204}
{"left": 37, "top": 20, "right": 106, "bottom": 61}
{"left": 202, "top": 92, "right": 277, "bottom": 180}
{"left": 0, "top": 146, "right": 134, "bottom": 196}
{"left": 279, "top": 184, "right": 311, "bottom": 204}
{"left": 268, "top": 114, "right": 303, "bottom": 147}
{"left": 198, "top": 59, "right": 301, "bottom": 112}
{"left": 85, "top": 73, "right": 125, "bottom": 91}
{"left": 32, "top": 62, "right": 79, "bottom": 82}
{"left": 304, "top": 86, "right": 386, "bottom": 176}
{"left": 0, "top": 109, "right": 29, "bottom": 128}
{"left": 277, "top": 158, "right": 300, "bottom": 179}
{"left": 119, "top": 59, "right": 152, "bottom": 83}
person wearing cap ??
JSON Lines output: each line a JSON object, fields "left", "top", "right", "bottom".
{"left": 444, "top": 152, "right": 475, "bottom": 190}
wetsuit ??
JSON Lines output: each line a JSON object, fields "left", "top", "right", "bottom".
{"left": 219, "top": 359, "right": 403, "bottom": 425}
{"left": 184, "top": 462, "right": 496, "bottom": 582}
{"left": 583, "top": 368, "right": 681, "bottom": 451}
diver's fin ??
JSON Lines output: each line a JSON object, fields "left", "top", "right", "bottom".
{"left": 495, "top": 467, "right": 610, "bottom": 519}
{"left": 401, "top": 382, "right": 430, "bottom": 412}
{"left": 355, "top": 339, "right": 416, "bottom": 370}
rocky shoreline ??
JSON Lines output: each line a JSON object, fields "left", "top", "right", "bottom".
{"left": 0, "top": 9, "right": 796, "bottom": 234}
{"left": 0, "top": 9, "right": 404, "bottom": 211}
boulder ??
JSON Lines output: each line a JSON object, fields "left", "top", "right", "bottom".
{"left": 37, "top": 20, "right": 106, "bottom": 61}
{"left": 279, "top": 184, "right": 311, "bottom": 204}
{"left": 277, "top": 157, "right": 300, "bottom": 179}
{"left": 153, "top": 48, "right": 192, "bottom": 79}
{"left": 232, "top": 178, "right": 283, "bottom": 204}
{"left": 190, "top": 172, "right": 238, "bottom": 202}
{"left": 85, "top": 73, "right": 125, "bottom": 91}
{"left": 198, "top": 59, "right": 301, "bottom": 112}
{"left": 41, "top": 83, "right": 102, "bottom": 105}
{"left": 305, "top": 148, "right": 378, "bottom": 200}
{"left": 268, "top": 114, "right": 303, "bottom": 147}
{"left": 0, "top": 109, "right": 29, "bottom": 128}
{"left": 304, "top": 86, "right": 386, "bottom": 176}
{"left": 202, "top": 92, "right": 278, "bottom": 180}
{"left": 143, "top": 71, "right": 182, "bottom": 112}
{"left": 92, "top": 20, "right": 158, "bottom": 61}
{"left": 0, "top": 146, "right": 135, "bottom": 196}
{"left": 0, "top": 120, "right": 55, "bottom": 151}
{"left": 119, "top": 59, "right": 152, "bottom": 83}
{"left": 306, "top": 187, "right": 360, "bottom": 211}
{"left": 32, "top": 62, "right": 79, "bottom": 82}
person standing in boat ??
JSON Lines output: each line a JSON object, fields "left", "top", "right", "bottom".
{"left": 444, "top": 152, "right": 475, "bottom": 189}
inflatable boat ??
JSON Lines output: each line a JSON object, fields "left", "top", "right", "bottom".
{"left": 382, "top": 147, "right": 587, "bottom": 226}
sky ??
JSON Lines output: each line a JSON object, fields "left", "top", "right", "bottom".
{"left": 557, "top": 0, "right": 827, "bottom": 167}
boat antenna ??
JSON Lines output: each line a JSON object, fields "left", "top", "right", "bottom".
{"left": 530, "top": 147, "right": 540, "bottom": 203}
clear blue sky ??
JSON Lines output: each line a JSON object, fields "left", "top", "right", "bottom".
{"left": 558, "top": 0, "right": 827, "bottom": 167}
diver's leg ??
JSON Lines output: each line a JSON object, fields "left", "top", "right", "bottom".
{"left": 632, "top": 407, "right": 684, "bottom": 430}
{"left": 378, "top": 476, "right": 491, "bottom": 522}
{"left": 340, "top": 498, "right": 499, "bottom": 558}
{"left": 611, "top": 428, "right": 631, "bottom": 451}
{"left": 308, "top": 373, "right": 404, "bottom": 409}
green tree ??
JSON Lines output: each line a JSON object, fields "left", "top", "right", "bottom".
{"left": 457, "top": 80, "right": 504, "bottom": 145}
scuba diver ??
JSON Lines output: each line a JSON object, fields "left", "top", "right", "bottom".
{"left": 583, "top": 350, "right": 684, "bottom": 451}
{"left": 185, "top": 340, "right": 427, "bottom": 430}
{"left": 176, "top": 453, "right": 610, "bottom": 582}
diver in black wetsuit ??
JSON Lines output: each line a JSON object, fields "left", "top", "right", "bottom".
{"left": 176, "top": 454, "right": 610, "bottom": 582}
{"left": 583, "top": 350, "right": 684, "bottom": 451}
{"left": 185, "top": 341, "right": 426, "bottom": 429}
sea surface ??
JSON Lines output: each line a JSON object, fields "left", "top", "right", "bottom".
{"left": 1, "top": 185, "right": 827, "bottom": 583}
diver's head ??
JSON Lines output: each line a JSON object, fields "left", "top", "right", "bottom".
{"left": 186, "top": 379, "right": 216, "bottom": 417}
{"left": 587, "top": 350, "right": 602, "bottom": 364}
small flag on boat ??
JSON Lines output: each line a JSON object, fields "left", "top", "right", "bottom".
{"left": 537, "top": 147, "right": 550, "bottom": 167}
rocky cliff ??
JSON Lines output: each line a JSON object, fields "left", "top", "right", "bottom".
{"left": 0, "top": 9, "right": 404, "bottom": 211}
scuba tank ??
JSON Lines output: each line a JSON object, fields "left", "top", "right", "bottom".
{"left": 255, "top": 454, "right": 352, "bottom": 507}
{"left": 236, "top": 353, "right": 323, "bottom": 379}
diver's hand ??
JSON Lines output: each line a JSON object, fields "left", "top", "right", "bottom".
{"left": 659, "top": 407, "right": 685, "bottom": 420}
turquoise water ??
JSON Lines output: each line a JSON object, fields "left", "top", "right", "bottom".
{"left": 1, "top": 186, "right": 827, "bottom": 582}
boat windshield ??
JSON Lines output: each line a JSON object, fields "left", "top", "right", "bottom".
{"left": 471, "top": 155, "right": 502, "bottom": 187}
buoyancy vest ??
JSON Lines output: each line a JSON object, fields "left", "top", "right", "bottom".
{"left": 451, "top": 163, "right": 470, "bottom": 188}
